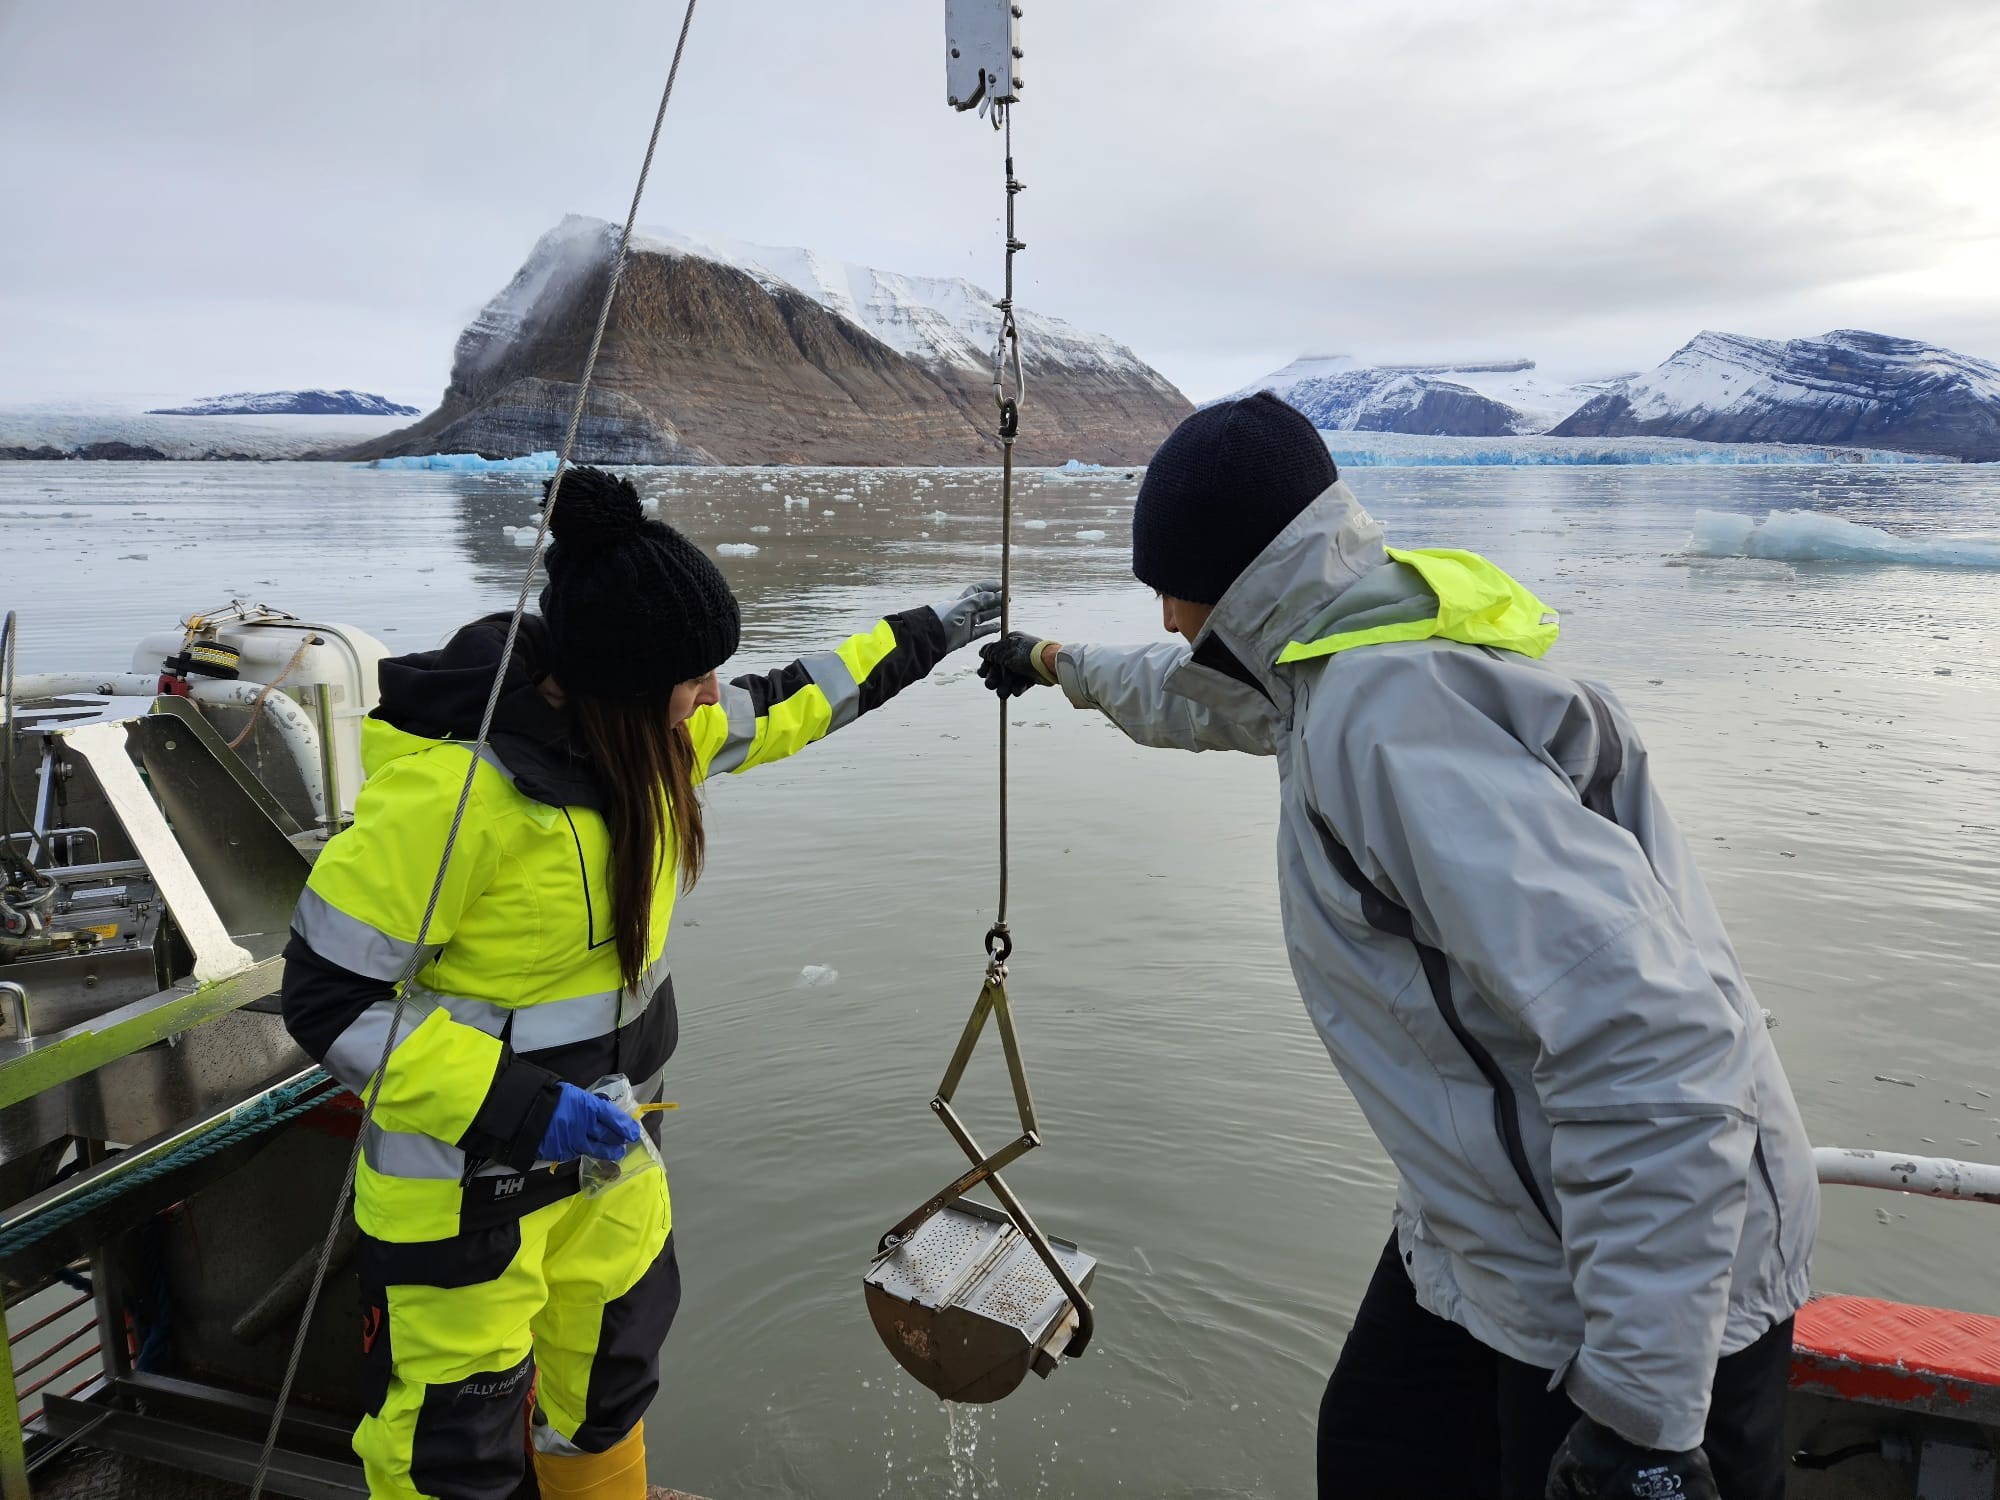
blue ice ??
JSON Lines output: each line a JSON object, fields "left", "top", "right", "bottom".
{"left": 362, "top": 451, "right": 560, "bottom": 472}
{"left": 1689, "top": 509, "right": 2000, "bottom": 568}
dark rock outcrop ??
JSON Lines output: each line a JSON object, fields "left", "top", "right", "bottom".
{"left": 1551, "top": 330, "right": 2000, "bottom": 462}
{"left": 74, "top": 441, "right": 169, "bottom": 460}
{"left": 345, "top": 217, "right": 1191, "bottom": 466}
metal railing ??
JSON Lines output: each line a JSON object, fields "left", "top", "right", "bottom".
{"left": 1814, "top": 1146, "right": 2000, "bottom": 1204}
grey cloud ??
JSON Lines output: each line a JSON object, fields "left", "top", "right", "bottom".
{"left": 1, "top": 0, "right": 1995, "bottom": 404}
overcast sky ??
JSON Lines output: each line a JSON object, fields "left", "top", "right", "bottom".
{"left": 3, "top": 0, "right": 1996, "bottom": 406}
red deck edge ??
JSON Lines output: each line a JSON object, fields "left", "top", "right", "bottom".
{"left": 1791, "top": 1293, "right": 2000, "bottom": 1423}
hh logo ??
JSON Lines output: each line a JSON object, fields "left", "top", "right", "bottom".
{"left": 494, "top": 1174, "right": 525, "bottom": 1199}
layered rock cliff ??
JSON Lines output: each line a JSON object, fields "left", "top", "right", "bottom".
{"left": 347, "top": 217, "right": 1191, "bottom": 466}
{"left": 1551, "top": 330, "right": 2000, "bottom": 462}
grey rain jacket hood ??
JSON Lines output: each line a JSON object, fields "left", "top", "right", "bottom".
{"left": 1055, "top": 480, "right": 1817, "bottom": 1451}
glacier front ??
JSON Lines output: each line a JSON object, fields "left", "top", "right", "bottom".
{"left": 1319, "top": 431, "right": 1948, "bottom": 467}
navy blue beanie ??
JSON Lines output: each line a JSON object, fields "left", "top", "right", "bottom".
{"left": 1131, "top": 392, "right": 1337, "bottom": 605}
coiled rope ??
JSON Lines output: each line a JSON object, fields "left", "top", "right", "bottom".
{"left": 246, "top": 4, "right": 703, "bottom": 1490}
{"left": 0, "top": 1070, "right": 336, "bottom": 1263}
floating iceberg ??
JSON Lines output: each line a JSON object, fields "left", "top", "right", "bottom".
{"left": 1023, "top": 519, "right": 1050, "bottom": 530}
{"left": 1319, "top": 431, "right": 1948, "bottom": 468}
{"left": 1073, "top": 529, "right": 1109, "bottom": 541}
{"left": 364, "top": 450, "right": 560, "bottom": 472}
{"left": 715, "top": 542, "right": 760, "bottom": 557}
{"left": 1688, "top": 510, "right": 2000, "bottom": 568}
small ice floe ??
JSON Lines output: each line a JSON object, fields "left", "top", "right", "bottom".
{"left": 1074, "top": 529, "right": 1108, "bottom": 541}
{"left": 1023, "top": 519, "right": 1049, "bottom": 531}
{"left": 784, "top": 495, "right": 808, "bottom": 509}
{"left": 796, "top": 964, "right": 839, "bottom": 988}
{"left": 716, "top": 543, "right": 760, "bottom": 557}
{"left": 759, "top": 481, "right": 778, "bottom": 492}
{"left": 511, "top": 529, "right": 537, "bottom": 547}
{"left": 1689, "top": 509, "right": 2000, "bottom": 568}
{"left": 821, "top": 509, "right": 836, "bottom": 517}
{"left": 750, "top": 524, "right": 771, "bottom": 534}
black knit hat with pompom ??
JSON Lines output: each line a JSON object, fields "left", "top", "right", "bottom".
{"left": 537, "top": 467, "right": 741, "bottom": 700}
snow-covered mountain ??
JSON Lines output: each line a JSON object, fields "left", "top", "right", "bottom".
{"left": 146, "top": 390, "right": 419, "bottom": 417}
{"left": 1236, "top": 356, "right": 1603, "bottom": 437}
{"left": 0, "top": 398, "right": 414, "bottom": 461}
{"left": 358, "top": 215, "right": 1189, "bottom": 466}
{"left": 1551, "top": 330, "right": 2000, "bottom": 462}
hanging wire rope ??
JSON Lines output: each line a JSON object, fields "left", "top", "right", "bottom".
{"left": 987, "top": 102, "right": 1025, "bottom": 970}
{"left": 245, "top": 3, "right": 702, "bottom": 1489}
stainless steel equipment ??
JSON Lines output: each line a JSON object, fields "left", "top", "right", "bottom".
{"left": 0, "top": 606, "right": 388, "bottom": 1497}
{"left": 863, "top": 967, "right": 1095, "bottom": 1404}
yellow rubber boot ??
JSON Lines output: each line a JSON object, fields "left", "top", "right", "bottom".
{"left": 532, "top": 1421, "right": 646, "bottom": 1500}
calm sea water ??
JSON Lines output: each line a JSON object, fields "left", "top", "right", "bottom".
{"left": 4, "top": 459, "right": 1999, "bottom": 1497}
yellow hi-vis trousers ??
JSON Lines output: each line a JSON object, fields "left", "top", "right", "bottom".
{"left": 354, "top": 1165, "right": 676, "bottom": 1500}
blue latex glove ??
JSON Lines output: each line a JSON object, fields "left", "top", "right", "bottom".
{"left": 539, "top": 1082, "right": 641, "bottom": 1164}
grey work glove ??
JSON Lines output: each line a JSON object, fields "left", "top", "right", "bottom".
{"left": 978, "top": 632, "right": 1061, "bottom": 698}
{"left": 1546, "top": 1417, "right": 1719, "bottom": 1500}
{"left": 928, "top": 580, "right": 1005, "bottom": 653}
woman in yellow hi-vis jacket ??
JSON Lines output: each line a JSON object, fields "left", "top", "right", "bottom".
{"left": 281, "top": 467, "right": 1001, "bottom": 1499}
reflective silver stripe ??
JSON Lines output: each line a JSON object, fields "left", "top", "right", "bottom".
{"left": 325, "top": 992, "right": 440, "bottom": 1090}
{"left": 707, "top": 683, "right": 760, "bottom": 775}
{"left": 412, "top": 968, "right": 663, "bottom": 1054}
{"left": 425, "top": 985, "right": 508, "bottom": 1037}
{"left": 509, "top": 990, "right": 619, "bottom": 1051}
{"left": 291, "top": 887, "right": 440, "bottom": 982}
{"left": 362, "top": 1121, "right": 465, "bottom": 1180}
{"left": 799, "top": 650, "right": 861, "bottom": 731}
{"left": 638, "top": 950, "right": 672, "bottom": 1001}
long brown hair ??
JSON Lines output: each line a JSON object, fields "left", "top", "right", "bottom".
{"left": 571, "top": 694, "right": 705, "bottom": 993}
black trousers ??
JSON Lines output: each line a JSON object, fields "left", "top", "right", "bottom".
{"left": 1318, "top": 1236, "right": 1793, "bottom": 1500}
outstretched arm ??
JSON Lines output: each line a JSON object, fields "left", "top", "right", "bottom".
{"left": 689, "top": 583, "right": 1000, "bottom": 779}
{"left": 980, "top": 633, "right": 1277, "bottom": 756}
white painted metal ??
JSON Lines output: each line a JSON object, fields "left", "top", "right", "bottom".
{"left": 1814, "top": 1146, "right": 2000, "bottom": 1203}
{"left": 131, "top": 618, "right": 387, "bottom": 818}
{"left": 945, "top": 0, "right": 1021, "bottom": 114}
{"left": 12, "top": 674, "right": 327, "bottom": 823}
{"left": 62, "top": 721, "right": 254, "bottom": 985}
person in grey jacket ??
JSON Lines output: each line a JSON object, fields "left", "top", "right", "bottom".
{"left": 979, "top": 392, "right": 1819, "bottom": 1500}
